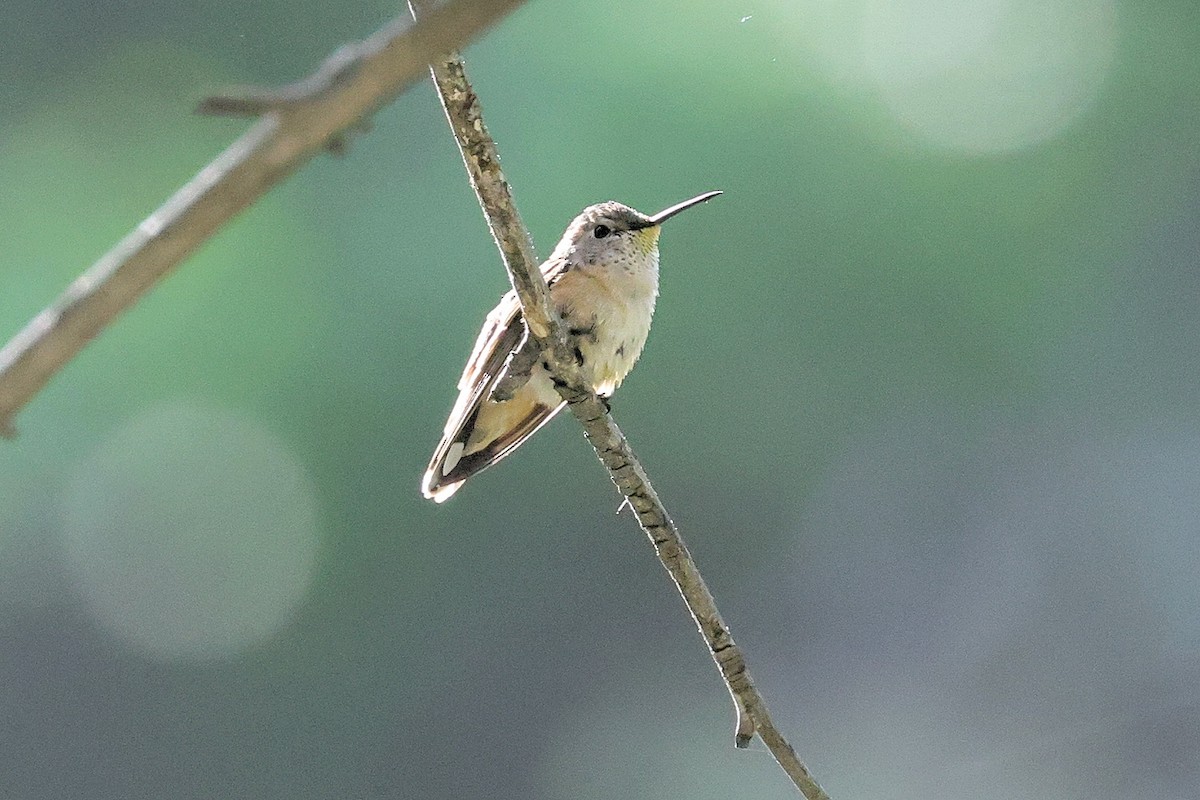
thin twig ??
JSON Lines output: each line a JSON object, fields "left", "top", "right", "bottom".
{"left": 0, "top": 0, "right": 525, "bottom": 437}
{"left": 408, "top": 10, "right": 830, "bottom": 799}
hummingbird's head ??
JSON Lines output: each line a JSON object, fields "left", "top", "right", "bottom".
{"left": 553, "top": 202, "right": 660, "bottom": 273}
{"left": 551, "top": 191, "right": 722, "bottom": 274}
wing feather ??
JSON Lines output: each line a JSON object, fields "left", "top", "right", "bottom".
{"left": 422, "top": 261, "right": 571, "bottom": 502}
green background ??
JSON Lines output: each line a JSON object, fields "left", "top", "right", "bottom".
{"left": 2, "top": 1, "right": 1198, "bottom": 797}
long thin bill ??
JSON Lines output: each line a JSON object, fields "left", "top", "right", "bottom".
{"left": 648, "top": 190, "right": 722, "bottom": 225}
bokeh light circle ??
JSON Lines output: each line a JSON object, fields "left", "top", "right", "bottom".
{"left": 60, "top": 403, "right": 321, "bottom": 661}
{"left": 861, "top": 0, "right": 1119, "bottom": 152}
{"left": 778, "top": 0, "right": 1119, "bottom": 153}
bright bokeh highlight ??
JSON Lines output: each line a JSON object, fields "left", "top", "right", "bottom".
{"left": 780, "top": 0, "right": 1118, "bottom": 152}
{"left": 60, "top": 404, "right": 321, "bottom": 661}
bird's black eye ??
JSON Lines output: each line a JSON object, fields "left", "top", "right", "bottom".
{"left": 593, "top": 224, "right": 612, "bottom": 239}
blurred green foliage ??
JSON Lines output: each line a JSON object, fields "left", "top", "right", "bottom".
{"left": 2, "top": 2, "right": 1199, "bottom": 798}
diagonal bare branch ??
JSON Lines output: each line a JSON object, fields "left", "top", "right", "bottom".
{"left": 407, "top": 7, "right": 831, "bottom": 799}
{"left": 2, "top": 3, "right": 833, "bottom": 794}
{"left": 0, "top": 0, "right": 525, "bottom": 437}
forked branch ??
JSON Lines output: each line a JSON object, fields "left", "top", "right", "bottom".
{"left": 0, "top": 0, "right": 524, "bottom": 436}
{"left": 407, "top": 7, "right": 830, "bottom": 799}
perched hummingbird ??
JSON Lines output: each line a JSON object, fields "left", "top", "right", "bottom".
{"left": 421, "top": 191, "right": 721, "bottom": 502}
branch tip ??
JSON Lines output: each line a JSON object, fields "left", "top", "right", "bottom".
{"left": 195, "top": 91, "right": 282, "bottom": 118}
{"left": 197, "top": 39, "right": 369, "bottom": 119}
{"left": 735, "top": 709, "right": 756, "bottom": 748}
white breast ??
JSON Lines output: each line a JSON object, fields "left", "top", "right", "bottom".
{"left": 550, "top": 242, "right": 660, "bottom": 396}
{"left": 579, "top": 258, "right": 659, "bottom": 396}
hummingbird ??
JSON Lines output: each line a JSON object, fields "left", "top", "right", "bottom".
{"left": 421, "top": 191, "right": 721, "bottom": 502}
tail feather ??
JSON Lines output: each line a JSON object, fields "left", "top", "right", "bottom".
{"left": 421, "top": 382, "right": 565, "bottom": 502}
{"left": 422, "top": 276, "right": 571, "bottom": 502}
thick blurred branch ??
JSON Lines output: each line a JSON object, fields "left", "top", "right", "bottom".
{"left": 0, "top": 0, "right": 524, "bottom": 437}
{"left": 407, "top": 6, "right": 830, "bottom": 799}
